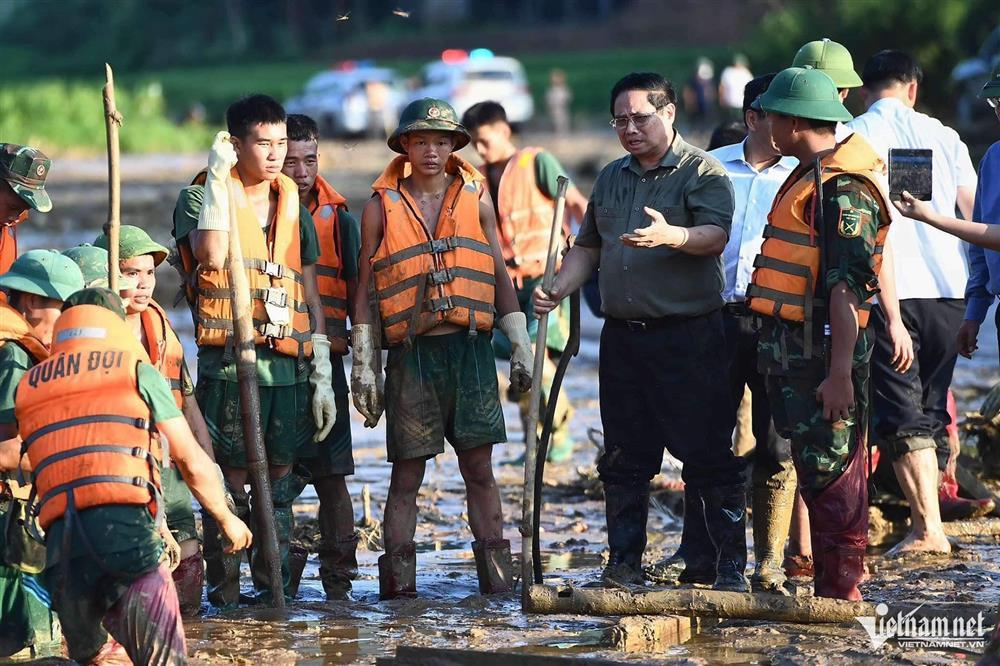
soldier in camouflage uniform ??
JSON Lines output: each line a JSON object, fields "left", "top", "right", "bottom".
{"left": 747, "top": 67, "right": 892, "bottom": 601}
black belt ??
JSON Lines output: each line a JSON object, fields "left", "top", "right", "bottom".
{"left": 607, "top": 313, "right": 704, "bottom": 332}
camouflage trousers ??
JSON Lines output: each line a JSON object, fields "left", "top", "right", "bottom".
{"left": 766, "top": 362, "right": 870, "bottom": 494}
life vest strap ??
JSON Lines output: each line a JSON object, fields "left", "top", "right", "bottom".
{"left": 22, "top": 414, "right": 150, "bottom": 450}
{"left": 35, "top": 474, "right": 158, "bottom": 516}
{"left": 372, "top": 236, "right": 493, "bottom": 272}
{"left": 762, "top": 225, "right": 815, "bottom": 247}
{"left": 315, "top": 265, "right": 342, "bottom": 279}
{"left": 198, "top": 316, "right": 313, "bottom": 344}
{"left": 31, "top": 444, "right": 156, "bottom": 480}
{"left": 377, "top": 267, "right": 496, "bottom": 302}
{"left": 197, "top": 287, "right": 309, "bottom": 313}
{"left": 244, "top": 258, "right": 302, "bottom": 284}
{"left": 320, "top": 294, "right": 349, "bottom": 310}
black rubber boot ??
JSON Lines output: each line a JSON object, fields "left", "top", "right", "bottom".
{"left": 600, "top": 483, "right": 649, "bottom": 587}
{"left": 250, "top": 468, "right": 309, "bottom": 602}
{"left": 203, "top": 486, "right": 248, "bottom": 609}
{"left": 676, "top": 486, "right": 717, "bottom": 585}
{"left": 318, "top": 532, "right": 360, "bottom": 600}
{"left": 472, "top": 538, "right": 514, "bottom": 594}
{"left": 378, "top": 542, "right": 417, "bottom": 600}
{"left": 701, "top": 483, "right": 750, "bottom": 592}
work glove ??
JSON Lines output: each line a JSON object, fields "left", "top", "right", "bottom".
{"left": 982, "top": 382, "right": 1000, "bottom": 424}
{"left": 309, "top": 334, "right": 338, "bottom": 442}
{"left": 197, "top": 131, "right": 238, "bottom": 232}
{"left": 350, "top": 324, "right": 384, "bottom": 427}
{"left": 497, "top": 311, "right": 533, "bottom": 393}
{"left": 158, "top": 522, "right": 182, "bottom": 572}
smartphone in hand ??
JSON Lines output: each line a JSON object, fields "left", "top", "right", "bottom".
{"left": 889, "top": 148, "right": 932, "bottom": 201}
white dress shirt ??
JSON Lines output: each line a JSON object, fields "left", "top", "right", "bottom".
{"left": 709, "top": 139, "right": 798, "bottom": 303}
{"left": 848, "top": 97, "right": 978, "bottom": 300}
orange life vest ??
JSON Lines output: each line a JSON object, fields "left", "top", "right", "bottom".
{"left": 183, "top": 169, "right": 312, "bottom": 359}
{"left": 0, "top": 299, "right": 49, "bottom": 364}
{"left": 0, "top": 212, "right": 25, "bottom": 274}
{"left": 140, "top": 299, "right": 185, "bottom": 409}
{"left": 16, "top": 305, "right": 161, "bottom": 531}
{"left": 310, "top": 175, "right": 350, "bottom": 347}
{"left": 489, "top": 147, "right": 559, "bottom": 283}
{"left": 371, "top": 154, "right": 496, "bottom": 346}
{"left": 747, "top": 133, "right": 892, "bottom": 353}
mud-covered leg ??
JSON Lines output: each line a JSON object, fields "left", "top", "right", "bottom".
{"left": 458, "top": 444, "right": 512, "bottom": 593}
{"left": 314, "top": 475, "right": 358, "bottom": 600}
{"left": 250, "top": 468, "right": 309, "bottom": 601}
{"left": 379, "top": 458, "right": 425, "bottom": 599}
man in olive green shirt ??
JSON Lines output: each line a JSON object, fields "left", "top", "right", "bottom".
{"left": 171, "top": 94, "right": 335, "bottom": 607}
{"left": 535, "top": 73, "right": 749, "bottom": 590}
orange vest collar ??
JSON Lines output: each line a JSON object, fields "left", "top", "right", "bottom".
{"left": 372, "top": 154, "right": 484, "bottom": 192}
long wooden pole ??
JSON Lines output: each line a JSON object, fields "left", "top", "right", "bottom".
{"left": 225, "top": 181, "right": 284, "bottom": 607}
{"left": 102, "top": 64, "right": 121, "bottom": 291}
{"left": 521, "top": 176, "right": 569, "bottom": 606}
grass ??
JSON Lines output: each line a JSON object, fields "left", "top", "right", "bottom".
{"left": 1, "top": 46, "right": 733, "bottom": 154}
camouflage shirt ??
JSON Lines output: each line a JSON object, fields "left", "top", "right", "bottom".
{"left": 758, "top": 173, "right": 883, "bottom": 376}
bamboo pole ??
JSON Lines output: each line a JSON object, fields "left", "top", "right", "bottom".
{"left": 102, "top": 64, "right": 122, "bottom": 291}
{"left": 521, "top": 176, "right": 569, "bottom": 607}
{"left": 225, "top": 181, "right": 284, "bottom": 607}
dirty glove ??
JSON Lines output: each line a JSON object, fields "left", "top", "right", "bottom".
{"left": 197, "top": 131, "right": 238, "bottom": 232}
{"left": 309, "top": 334, "right": 337, "bottom": 442}
{"left": 498, "top": 311, "right": 533, "bottom": 393}
{"left": 158, "top": 522, "right": 181, "bottom": 572}
{"left": 350, "top": 324, "right": 384, "bottom": 427}
{"left": 982, "top": 382, "right": 1000, "bottom": 424}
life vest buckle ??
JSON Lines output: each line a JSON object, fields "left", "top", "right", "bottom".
{"left": 260, "top": 261, "right": 285, "bottom": 279}
{"left": 262, "top": 287, "right": 288, "bottom": 308}
{"left": 428, "top": 238, "right": 457, "bottom": 254}
{"left": 427, "top": 268, "right": 454, "bottom": 286}
{"left": 130, "top": 476, "right": 147, "bottom": 488}
{"left": 428, "top": 296, "right": 455, "bottom": 313}
{"left": 259, "top": 322, "right": 289, "bottom": 339}
{"left": 133, "top": 418, "right": 148, "bottom": 430}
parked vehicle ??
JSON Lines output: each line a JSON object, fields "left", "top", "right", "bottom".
{"left": 285, "top": 63, "right": 404, "bottom": 137}
{"left": 409, "top": 50, "right": 534, "bottom": 126}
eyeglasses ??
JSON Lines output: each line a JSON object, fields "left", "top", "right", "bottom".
{"left": 987, "top": 97, "right": 1000, "bottom": 109}
{"left": 609, "top": 110, "right": 662, "bottom": 131}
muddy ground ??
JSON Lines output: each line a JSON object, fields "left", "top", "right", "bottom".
{"left": 13, "top": 135, "right": 1000, "bottom": 664}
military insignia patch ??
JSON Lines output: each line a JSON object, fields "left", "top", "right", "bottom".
{"left": 838, "top": 208, "right": 863, "bottom": 238}
{"left": 36, "top": 164, "right": 45, "bottom": 177}
{"left": 427, "top": 106, "right": 441, "bottom": 118}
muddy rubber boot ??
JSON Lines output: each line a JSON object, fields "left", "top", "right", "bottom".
{"left": 472, "top": 538, "right": 514, "bottom": 594}
{"left": 939, "top": 471, "right": 995, "bottom": 521}
{"left": 203, "top": 486, "right": 249, "bottom": 609}
{"left": 173, "top": 552, "right": 206, "bottom": 616}
{"left": 318, "top": 533, "right": 360, "bottom": 600}
{"left": 676, "top": 486, "right": 717, "bottom": 585}
{"left": 286, "top": 544, "right": 309, "bottom": 598}
{"left": 807, "top": 444, "right": 868, "bottom": 601}
{"left": 600, "top": 483, "right": 649, "bottom": 586}
{"left": 250, "top": 468, "right": 309, "bottom": 602}
{"left": 701, "top": 483, "right": 750, "bottom": 592}
{"left": 378, "top": 542, "right": 417, "bottom": 600}
{"left": 750, "top": 465, "right": 795, "bottom": 595}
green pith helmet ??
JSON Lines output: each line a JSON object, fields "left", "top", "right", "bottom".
{"left": 980, "top": 62, "right": 1000, "bottom": 99}
{"left": 387, "top": 98, "right": 470, "bottom": 154}
{"left": 62, "top": 244, "right": 138, "bottom": 290}
{"left": 0, "top": 249, "right": 84, "bottom": 301}
{"left": 93, "top": 224, "right": 169, "bottom": 266}
{"left": 62, "top": 287, "right": 127, "bottom": 321}
{"left": 759, "top": 67, "right": 853, "bottom": 122}
{"left": 792, "top": 38, "right": 863, "bottom": 89}
{"left": 0, "top": 144, "right": 53, "bottom": 213}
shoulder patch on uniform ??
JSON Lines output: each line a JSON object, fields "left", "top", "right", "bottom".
{"left": 838, "top": 208, "right": 865, "bottom": 238}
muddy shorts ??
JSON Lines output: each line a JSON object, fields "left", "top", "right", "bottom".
{"left": 384, "top": 331, "right": 506, "bottom": 462}
{"left": 196, "top": 377, "right": 315, "bottom": 468}
{"left": 298, "top": 359, "right": 354, "bottom": 478}
{"left": 161, "top": 465, "right": 198, "bottom": 544}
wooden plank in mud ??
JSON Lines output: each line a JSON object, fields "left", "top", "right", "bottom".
{"left": 601, "top": 614, "right": 695, "bottom": 651}
{"left": 378, "top": 646, "right": 659, "bottom": 665}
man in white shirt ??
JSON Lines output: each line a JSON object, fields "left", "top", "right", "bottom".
{"left": 719, "top": 55, "right": 754, "bottom": 116}
{"left": 849, "top": 50, "right": 979, "bottom": 556}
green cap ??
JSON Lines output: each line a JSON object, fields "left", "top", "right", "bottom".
{"left": 93, "top": 224, "right": 169, "bottom": 266}
{"left": 0, "top": 249, "right": 83, "bottom": 301}
{"left": 980, "top": 63, "right": 1000, "bottom": 99}
{"left": 759, "top": 67, "right": 852, "bottom": 123}
{"left": 62, "top": 244, "right": 138, "bottom": 290}
{"left": 792, "top": 38, "right": 862, "bottom": 89}
{"left": 1, "top": 144, "right": 53, "bottom": 213}
{"left": 388, "top": 98, "right": 470, "bottom": 154}
{"left": 62, "top": 287, "right": 127, "bottom": 321}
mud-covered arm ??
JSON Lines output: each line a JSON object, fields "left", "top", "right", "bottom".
{"left": 351, "top": 196, "right": 385, "bottom": 326}
{"left": 478, "top": 191, "right": 520, "bottom": 317}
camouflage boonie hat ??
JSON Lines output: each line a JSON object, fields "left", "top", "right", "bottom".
{"left": 1, "top": 144, "right": 53, "bottom": 213}
{"left": 93, "top": 224, "right": 169, "bottom": 266}
{"left": 62, "top": 287, "right": 128, "bottom": 321}
{"left": 388, "top": 98, "right": 470, "bottom": 154}
{"left": 792, "top": 38, "right": 862, "bottom": 89}
{"left": 0, "top": 249, "right": 83, "bottom": 301}
{"left": 62, "top": 244, "right": 138, "bottom": 290}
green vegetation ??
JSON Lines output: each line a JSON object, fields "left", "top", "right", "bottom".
{"left": 1, "top": 46, "right": 728, "bottom": 154}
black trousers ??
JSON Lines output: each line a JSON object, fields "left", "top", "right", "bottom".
{"left": 871, "top": 298, "right": 965, "bottom": 468}
{"left": 722, "top": 305, "right": 792, "bottom": 481}
{"left": 596, "top": 310, "right": 748, "bottom": 489}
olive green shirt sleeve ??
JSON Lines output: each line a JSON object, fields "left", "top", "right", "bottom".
{"left": 534, "top": 150, "right": 573, "bottom": 200}
{"left": 338, "top": 207, "right": 361, "bottom": 280}
{"left": 137, "top": 362, "right": 184, "bottom": 425}
{"left": 812, "top": 175, "right": 881, "bottom": 305}
{"left": 0, "top": 344, "right": 31, "bottom": 425}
